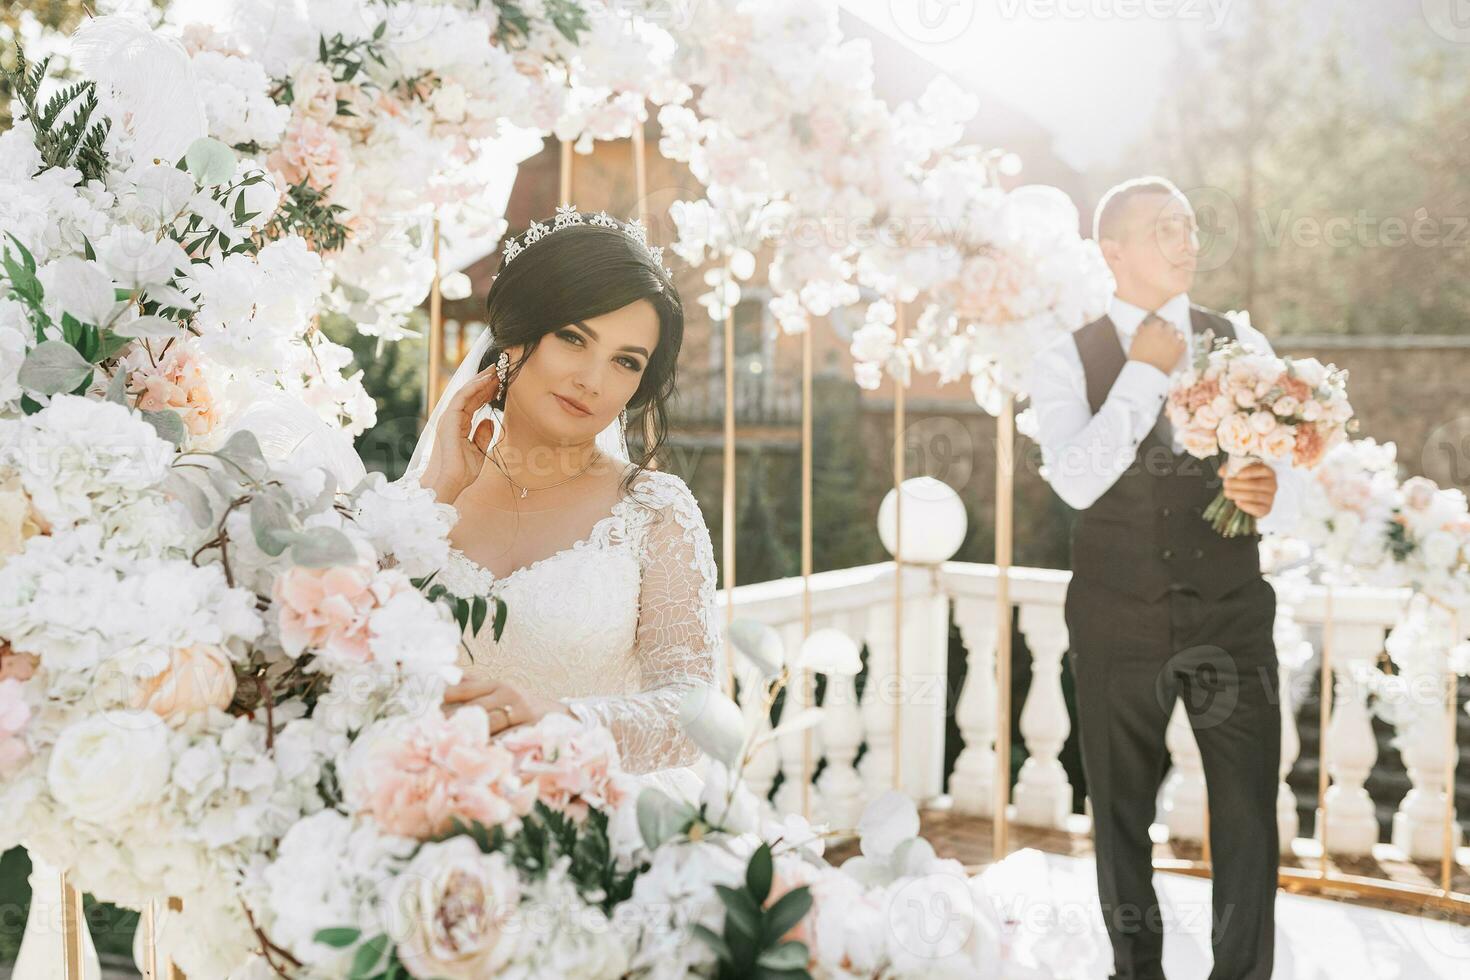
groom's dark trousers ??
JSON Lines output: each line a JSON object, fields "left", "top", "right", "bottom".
{"left": 1064, "top": 309, "right": 1280, "bottom": 980}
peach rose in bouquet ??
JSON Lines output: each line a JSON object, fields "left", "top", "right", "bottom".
{"left": 1167, "top": 332, "right": 1354, "bottom": 536}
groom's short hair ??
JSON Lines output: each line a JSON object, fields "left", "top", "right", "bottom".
{"left": 1093, "top": 176, "right": 1187, "bottom": 243}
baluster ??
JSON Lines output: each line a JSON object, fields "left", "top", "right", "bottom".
{"left": 1012, "top": 603, "right": 1072, "bottom": 828}
{"left": 817, "top": 613, "right": 866, "bottom": 833}
{"left": 858, "top": 601, "right": 896, "bottom": 803}
{"left": 1391, "top": 603, "right": 1464, "bottom": 859}
{"left": 774, "top": 621, "right": 816, "bottom": 817}
{"left": 1320, "top": 623, "right": 1382, "bottom": 857}
{"left": 1272, "top": 594, "right": 1310, "bottom": 851}
{"left": 1159, "top": 699, "right": 1208, "bottom": 842}
{"left": 950, "top": 595, "right": 998, "bottom": 815}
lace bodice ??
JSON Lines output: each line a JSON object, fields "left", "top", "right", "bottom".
{"left": 439, "top": 469, "right": 721, "bottom": 774}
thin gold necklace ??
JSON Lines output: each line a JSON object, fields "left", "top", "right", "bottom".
{"left": 491, "top": 447, "right": 601, "bottom": 499}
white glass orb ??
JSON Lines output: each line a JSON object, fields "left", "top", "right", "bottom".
{"left": 877, "top": 476, "right": 968, "bottom": 564}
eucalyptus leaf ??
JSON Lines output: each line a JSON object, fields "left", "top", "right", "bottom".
{"left": 142, "top": 409, "right": 186, "bottom": 447}
{"left": 250, "top": 491, "right": 295, "bottom": 557}
{"left": 184, "top": 137, "right": 236, "bottom": 187}
{"left": 289, "top": 525, "right": 360, "bottom": 568}
{"left": 636, "top": 787, "right": 697, "bottom": 851}
{"left": 217, "top": 429, "right": 268, "bottom": 479}
{"left": 162, "top": 471, "right": 213, "bottom": 528}
{"left": 104, "top": 369, "right": 127, "bottom": 405}
{"left": 18, "top": 341, "right": 91, "bottom": 395}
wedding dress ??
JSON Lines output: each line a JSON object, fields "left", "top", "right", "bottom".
{"left": 436, "top": 466, "right": 722, "bottom": 800}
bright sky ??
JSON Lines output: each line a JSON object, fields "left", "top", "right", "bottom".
{"left": 841, "top": 0, "right": 1229, "bottom": 169}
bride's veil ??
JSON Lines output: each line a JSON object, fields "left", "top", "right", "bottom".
{"left": 403, "top": 325, "right": 630, "bottom": 487}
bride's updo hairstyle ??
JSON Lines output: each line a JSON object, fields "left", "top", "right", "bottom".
{"left": 479, "top": 216, "right": 684, "bottom": 494}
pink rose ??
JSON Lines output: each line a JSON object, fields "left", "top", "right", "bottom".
{"left": 1180, "top": 426, "right": 1220, "bottom": 459}
{"left": 1248, "top": 410, "right": 1278, "bottom": 435}
{"left": 127, "top": 644, "right": 237, "bottom": 727}
{"left": 385, "top": 838, "right": 520, "bottom": 980}
{"left": 124, "top": 343, "right": 220, "bottom": 437}
{"left": 1402, "top": 476, "right": 1439, "bottom": 512}
{"left": 497, "top": 713, "right": 629, "bottom": 822}
{"left": 291, "top": 64, "right": 339, "bottom": 121}
{"left": 1261, "top": 425, "right": 1297, "bottom": 463}
{"left": 267, "top": 115, "right": 350, "bottom": 193}
{"left": 273, "top": 564, "right": 412, "bottom": 666}
{"left": 1217, "top": 413, "right": 1257, "bottom": 457}
{"left": 348, "top": 708, "right": 536, "bottom": 840}
{"left": 1271, "top": 395, "right": 1300, "bottom": 417}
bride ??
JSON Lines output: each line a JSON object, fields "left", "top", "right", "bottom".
{"left": 404, "top": 207, "right": 723, "bottom": 797}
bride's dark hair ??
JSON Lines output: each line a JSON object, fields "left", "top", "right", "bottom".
{"left": 478, "top": 219, "right": 684, "bottom": 495}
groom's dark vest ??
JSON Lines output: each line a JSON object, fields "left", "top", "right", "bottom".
{"left": 1068, "top": 305, "right": 1260, "bottom": 602}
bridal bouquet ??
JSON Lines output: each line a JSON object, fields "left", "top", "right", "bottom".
{"left": 1165, "top": 332, "right": 1355, "bottom": 537}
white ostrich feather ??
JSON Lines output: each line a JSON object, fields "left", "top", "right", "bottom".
{"left": 70, "top": 15, "right": 208, "bottom": 164}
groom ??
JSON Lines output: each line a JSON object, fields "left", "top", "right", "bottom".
{"left": 1028, "top": 176, "right": 1302, "bottom": 979}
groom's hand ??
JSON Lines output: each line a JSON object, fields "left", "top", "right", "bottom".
{"left": 1223, "top": 462, "right": 1278, "bottom": 518}
{"left": 1128, "top": 316, "right": 1187, "bottom": 375}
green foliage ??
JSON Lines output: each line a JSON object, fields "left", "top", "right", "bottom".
{"left": 493, "top": 0, "right": 591, "bottom": 49}
{"left": 265, "top": 180, "right": 353, "bottom": 254}
{"left": 695, "top": 843, "right": 814, "bottom": 980}
{"left": 2, "top": 43, "right": 111, "bottom": 182}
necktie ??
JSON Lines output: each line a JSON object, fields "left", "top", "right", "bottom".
{"left": 1143, "top": 311, "right": 1177, "bottom": 450}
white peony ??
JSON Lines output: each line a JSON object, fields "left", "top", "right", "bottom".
{"left": 48, "top": 709, "right": 171, "bottom": 823}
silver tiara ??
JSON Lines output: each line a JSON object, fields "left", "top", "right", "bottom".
{"left": 501, "top": 204, "right": 671, "bottom": 276}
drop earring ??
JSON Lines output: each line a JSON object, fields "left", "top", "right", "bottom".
{"left": 494, "top": 351, "right": 510, "bottom": 405}
{"left": 618, "top": 408, "right": 628, "bottom": 439}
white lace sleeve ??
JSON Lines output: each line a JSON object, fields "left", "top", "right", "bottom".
{"left": 563, "top": 472, "right": 721, "bottom": 773}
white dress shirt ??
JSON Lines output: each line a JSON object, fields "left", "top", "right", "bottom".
{"left": 1026, "top": 292, "right": 1303, "bottom": 535}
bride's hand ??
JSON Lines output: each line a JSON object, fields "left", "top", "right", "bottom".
{"left": 422, "top": 366, "right": 501, "bottom": 505}
{"left": 443, "top": 677, "right": 572, "bottom": 733}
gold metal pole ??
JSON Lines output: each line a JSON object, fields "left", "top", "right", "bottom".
{"left": 722, "top": 307, "right": 737, "bottom": 699}
{"left": 632, "top": 116, "right": 649, "bottom": 227}
{"left": 1318, "top": 586, "right": 1334, "bottom": 877}
{"left": 800, "top": 319, "right": 814, "bottom": 820}
{"left": 166, "top": 896, "right": 185, "bottom": 980}
{"left": 993, "top": 392, "right": 1015, "bottom": 859}
{"left": 560, "top": 139, "right": 573, "bottom": 205}
{"left": 891, "top": 303, "right": 906, "bottom": 791}
{"left": 427, "top": 218, "right": 444, "bottom": 409}
{"left": 60, "top": 872, "right": 83, "bottom": 980}
{"left": 1443, "top": 609, "right": 1461, "bottom": 896}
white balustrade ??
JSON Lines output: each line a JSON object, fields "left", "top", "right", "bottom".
{"left": 1159, "top": 700, "right": 1208, "bottom": 842}
{"left": 1013, "top": 602, "right": 1073, "bottom": 828}
{"left": 950, "top": 594, "right": 998, "bottom": 815}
